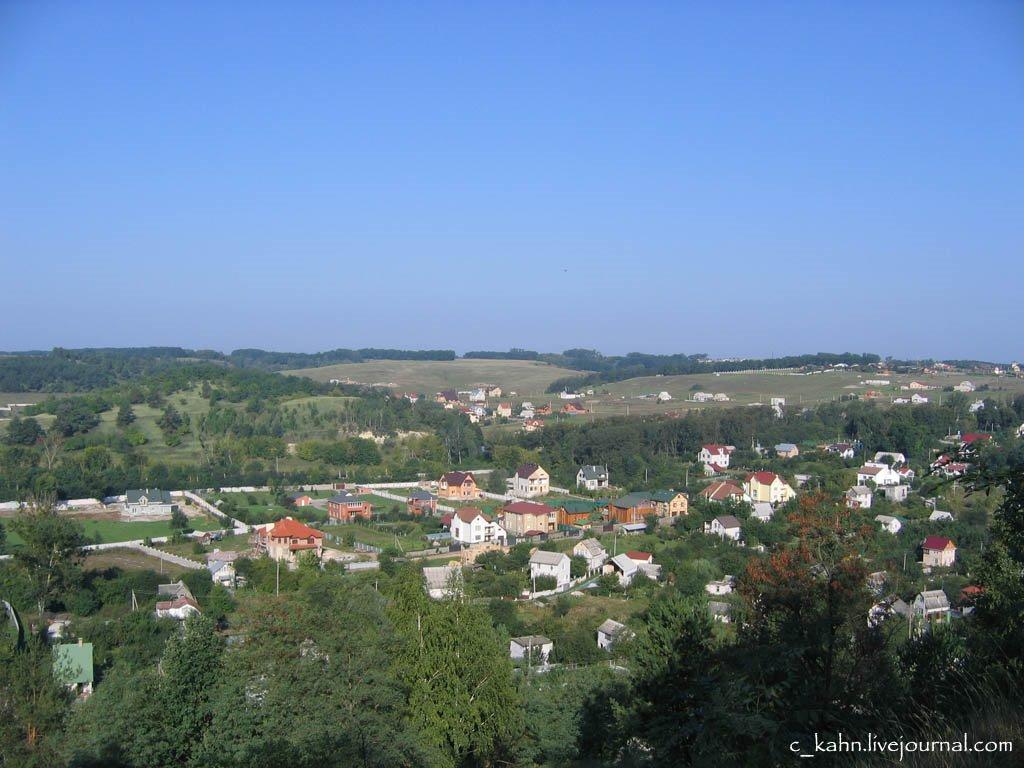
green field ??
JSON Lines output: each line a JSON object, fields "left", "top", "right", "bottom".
{"left": 587, "top": 370, "right": 1024, "bottom": 417}
{"left": 284, "top": 359, "right": 579, "bottom": 399}
{"left": 83, "top": 547, "right": 194, "bottom": 576}
{"left": 5, "top": 515, "right": 223, "bottom": 547}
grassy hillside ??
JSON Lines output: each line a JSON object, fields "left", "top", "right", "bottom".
{"left": 284, "top": 359, "right": 580, "bottom": 399}
{"left": 586, "top": 370, "right": 1024, "bottom": 417}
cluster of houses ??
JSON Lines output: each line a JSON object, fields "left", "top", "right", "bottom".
{"left": 429, "top": 386, "right": 588, "bottom": 428}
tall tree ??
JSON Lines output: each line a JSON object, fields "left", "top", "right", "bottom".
{"left": 8, "top": 503, "right": 86, "bottom": 613}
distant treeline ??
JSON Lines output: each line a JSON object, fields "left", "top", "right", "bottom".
{"left": 0, "top": 347, "right": 456, "bottom": 391}
{"left": 226, "top": 348, "right": 456, "bottom": 370}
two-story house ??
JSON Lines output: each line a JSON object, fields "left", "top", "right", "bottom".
{"left": 251, "top": 517, "right": 324, "bottom": 563}
{"left": 607, "top": 492, "right": 656, "bottom": 524}
{"left": 501, "top": 501, "right": 557, "bottom": 537}
{"left": 572, "top": 538, "right": 608, "bottom": 574}
{"left": 530, "top": 550, "right": 571, "bottom": 589}
{"left": 576, "top": 465, "right": 610, "bottom": 490}
{"left": 512, "top": 463, "right": 550, "bottom": 498}
{"left": 650, "top": 490, "right": 688, "bottom": 518}
{"left": 125, "top": 488, "right": 176, "bottom": 517}
{"left": 697, "top": 444, "right": 734, "bottom": 470}
{"left": 921, "top": 535, "right": 956, "bottom": 567}
{"left": 406, "top": 488, "right": 438, "bottom": 516}
{"left": 450, "top": 508, "right": 507, "bottom": 546}
{"left": 437, "top": 471, "right": 481, "bottom": 500}
{"left": 327, "top": 491, "right": 374, "bottom": 523}
{"left": 744, "top": 472, "right": 796, "bottom": 504}
{"left": 705, "top": 515, "right": 743, "bottom": 541}
{"left": 856, "top": 463, "right": 902, "bottom": 487}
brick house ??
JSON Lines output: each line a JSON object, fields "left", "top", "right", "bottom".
{"left": 327, "top": 491, "right": 374, "bottom": 523}
{"left": 406, "top": 488, "right": 438, "bottom": 516}
{"left": 252, "top": 517, "right": 324, "bottom": 563}
{"left": 437, "top": 471, "right": 481, "bottom": 500}
{"left": 501, "top": 500, "right": 557, "bottom": 537}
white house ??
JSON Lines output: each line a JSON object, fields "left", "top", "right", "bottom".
{"left": 953, "top": 381, "right": 975, "bottom": 393}
{"left": 450, "top": 508, "right": 506, "bottom": 546}
{"left": 510, "top": 636, "right": 553, "bottom": 665}
{"left": 605, "top": 553, "right": 661, "bottom": 586}
{"left": 206, "top": 552, "right": 238, "bottom": 589}
{"left": 912, "top": 590, "right": 951, "bottom": 633}
{"left": 125, "top": 488, "right": 176, "bottom": 517}
{"left": 706, "top": 515, "right": 743, "bottom": 541}
{"left": 846, "top": 485, "right": 873, "bottom": 509}
{"left": 911, "top": 394, "right": 930, "bottom": 404}
{"left": 929, "top": 510, "right": 954, "bottom": 523}
{"left": 596, "top": 619, "right": 633, "bottom": 650}
{"left": 512, "top": 463, "right": 550, "bottom": 498}
{"left": 154, "top": 596, "right": 201, "bottom": 621}
{"left": 857, "top": 463, "right": 902, "bottom": 487}
{"left": 572, "top": 538, "right": 608, "bottom": 574}
{"left": 530, "top": 550, "right": 571, "bottom": 589}
{"left": 751, "top": 502, "right": 774, "bottom": 522}
{"left": 705, "top": 576, "right": 735, "bottom": 596}
{"left": 880, "top": 484, "right": 910, "bottom": 503}
{"left": 576, "top": 465, "right": 610, "bottom": 490}
{"left": 698, "top": 444, "right": 734, "bottom": 470}
{"left": 874, "top": 515, "right": 903, "bottom": 534}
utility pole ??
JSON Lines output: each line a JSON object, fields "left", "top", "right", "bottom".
{"left": 131, "top": 590, "right": 138, "bottom": 612}
{"left": 276, "top": 559, "right": 280, "bottom": 596}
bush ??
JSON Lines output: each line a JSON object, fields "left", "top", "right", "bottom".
{"left": 533, "top": 575, "right": 557, "bottom": 592}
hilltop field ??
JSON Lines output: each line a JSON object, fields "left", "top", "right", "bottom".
{"left": 284, "top": 359, "right": 579, "bottom": 400}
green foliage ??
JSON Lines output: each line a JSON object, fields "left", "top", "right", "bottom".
{"left": 8, "top": 504, "right": 86, "bottom": 612}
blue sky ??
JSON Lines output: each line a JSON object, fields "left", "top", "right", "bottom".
{"left": 1, "top": 1, "right": 1022, "bottom": 360}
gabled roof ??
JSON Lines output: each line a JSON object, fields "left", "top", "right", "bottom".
{"left": 328, "top": 492, "right": 363, "bottom": 504}
{"left": 126, "top": 488, "right": 172, "bottom": 504}
{"left": 609, "top": 553, "right": 638, "bottom": 574}
{"left": 575, "top": 538, "right": 606, "bottom": 557}
{"left": 916, "top": 590, "right": 950, "bottom": 611}
{"left": 530, "top": 550, "right": 569, "bottom": 566}
{"left": 558, "top": 499, "right": 601, "bottom": 514}
{"left": 714, "top": 515, "right": 742, "bottom": 529}
{"left": 455, "top": 507, "right": 490, "bottom": 524}
{"left": 922, "top": 535, "right": 955, "bottom": 551}
{"left": 155, "top": 596, "right": 200, "bottom": 612}
{"left": 701, "top": 444, "right": 733, "bottom": 454}
{"left": 511, "top": 635, "right": 552, "bottom": 647}
{"left": 597, "top": 618, "right": 627, "bottom": 636}
{"left": 610, "top": 492, "right": 653, "bottom": 509}
{"left": 625, "top": 550, "right": 652, "bottom": 562}
{"left": 578, "top": 465, "right": 608, "bottom": 480}
{"left": 441, "top": 471, "right": 475, "bottom": 485}
{"left": 516, "top": 462, "right": 545, "bottom": 479}
{"left": 700, "top": 481, "right": 744, "bottom": 501}
{"left": 746, "top": 471, "right": 780, "bottom": 485}
{"left": 960, "top": 432, "right": 991, "bottom": 444}
{"left": 503, "top": 501, "right": 555, "bottom": 516}
{"left": 408, "top": 489, "right": 436, "bottom": 501}
{"left": 650, "top": 490, "right": 684, "bottom": 503}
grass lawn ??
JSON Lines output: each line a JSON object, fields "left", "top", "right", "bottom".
{"left": 94, "top": 387, "right": 213, "bottom": 464}
{"left": 590, "top": 370, "right": 1024, "bottom": 418}
{"left": 283, "top": 359, "right": 579, "bottom": 401}
{"left": 83, "top": 547, "right": 193, "bottom": 577}
{"left": 5, "top": 515, "right": 225, "bottom": 547}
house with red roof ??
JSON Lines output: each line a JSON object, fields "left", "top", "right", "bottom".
{"left": 921, "top": 536, "right": 956, "bottom": 568}
{"left": 698, "top": 444, "right": 735, "bottom": 469}
{"left": 155, "top": 596, "right": 202, "bottom": 621}
{"left": 501, "top": 501, "right": 557, "bottom": 537}
{"left": 699, "top": 481, "right": 746, "bottom": 503}
{"left": 561, "top": 402, "right": 587, "bottom": 415}
{"left": 625, "top": 550, "right": 653, "bottom": 564}
{"left": 743, "top": 471, "right": 796, "bottom": 504}
{"left": 251, "top": 517, "right": 324, "bottom": 563}
{"left": 960, "top": 432, "right": 992, "bottom": 447}
{"left": 437, "top": 471, "right": 481, "bottom": 500}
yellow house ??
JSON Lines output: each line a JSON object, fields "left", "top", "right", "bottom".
{"left": 650, "top": 490, "right": 688, "bottom": 517}
{"left": 744, "top": 472, "right": 796, "bottom": 504}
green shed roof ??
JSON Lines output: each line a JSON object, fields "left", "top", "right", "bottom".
{"left": 54, "top": 642, "right": 94, "bottom": 685}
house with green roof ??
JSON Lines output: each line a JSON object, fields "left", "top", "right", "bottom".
{"left": 608, "top": 492, "right": 655, "bottom": 524}
{"left": 54, "top": 639, "right": 94, "bottom": 698}
{"left": 555, "top": 499, "right": 603, "bottom": 526}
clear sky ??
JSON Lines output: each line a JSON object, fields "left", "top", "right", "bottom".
{"left": 1, "top": 1, "right": 1022, "bottom": 360}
